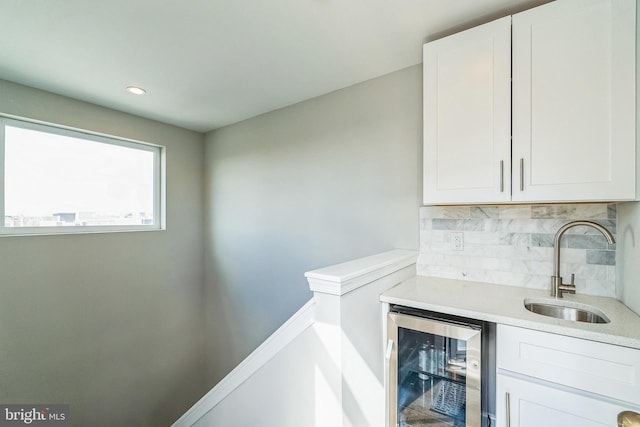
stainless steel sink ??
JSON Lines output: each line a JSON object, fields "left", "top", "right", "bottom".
{"left": 523, "top": 298, "right": 610, "bottom": 324}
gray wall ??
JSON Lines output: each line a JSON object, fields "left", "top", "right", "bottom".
{"left": 203, "top": 65, "right": 422, "bottom": 382}
{"left": 0, "top": 80, "right": 207, "bottom": 426}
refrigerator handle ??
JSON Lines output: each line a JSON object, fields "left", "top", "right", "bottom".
{"left": 385, "top": 339, "right": 394, "bottom": 427}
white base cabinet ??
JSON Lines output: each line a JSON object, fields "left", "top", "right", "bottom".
{"left": 496, "top": 325, "right": 640, "bottom": 427}
{"left": 496, "top": 374, "right": 635, "bottom": 427}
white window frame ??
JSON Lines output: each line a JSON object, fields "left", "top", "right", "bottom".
{"left": 0, "top": 115, "right": 165, "bottom": 236}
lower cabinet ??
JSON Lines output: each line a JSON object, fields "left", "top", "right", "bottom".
{"left": 496, "top": 373, "right": 633, "bottom": 427}
{"left": 496, "top": 324, "right": 640, "bottom": 427}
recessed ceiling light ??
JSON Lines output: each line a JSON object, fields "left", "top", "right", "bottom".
{"left": 126, "top": 86, "right": 146, "bottom": 95}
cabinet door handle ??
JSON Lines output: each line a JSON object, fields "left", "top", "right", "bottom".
{"left": 505, "top": 392, "right": 511, "bottom": 427}
{"left": 618, "top": 410, "right": 640, "bottom": 426}
{"left": 500, "top": 160, "right": 504, "bottom": 192}
{"left": 519, "top": 158, "right": 524, "bottom": 192}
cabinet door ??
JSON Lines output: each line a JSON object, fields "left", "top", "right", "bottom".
{"left": 423, "top": 17, "right": 511, "bottom": 204}
{"left": 496, "top": 373, "right": 638, "bottom": 427}
{"left": 512, "top": 0, "right": 636, "bottom": 202}
{"left": 496, "top": 324, "right": 640, "bottom": 406}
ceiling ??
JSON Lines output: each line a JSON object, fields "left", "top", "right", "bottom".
{"left": 0, "top": 0, "right": 550, "bottom": 133}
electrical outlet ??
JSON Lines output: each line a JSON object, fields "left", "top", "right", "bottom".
{"left": 450, "top": 232, "right": 464, "bottom": 251}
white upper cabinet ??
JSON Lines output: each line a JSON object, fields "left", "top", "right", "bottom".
{"left": 423, "top": 17, "right": 511, "bottom": 204}
{"left": 423, "top": 0, "right": 636, "bottom": 205}
{"left": 512, "top": 0, "right": 636, "bottom": 202}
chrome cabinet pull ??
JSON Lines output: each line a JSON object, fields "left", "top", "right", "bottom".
{"left": 519, "top": 158, "right": 524, "bottom": 192}
{"left": 506, "top": 392, "right": 511, "bottom": 427}
{"left": 500, "top": 160, "right": 504, "bottom": 192}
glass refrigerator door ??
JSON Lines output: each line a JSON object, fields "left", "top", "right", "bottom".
{"left": 388, "top": 312, "right": 482, "bottom": 427}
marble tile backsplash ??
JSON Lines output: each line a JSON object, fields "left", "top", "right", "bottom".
{"left": 417, "top": 204, "right": 617, "bottom": 297}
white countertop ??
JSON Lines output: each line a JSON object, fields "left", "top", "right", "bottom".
{"left": 380, "top": 276, "right": 640, "bottom": 350}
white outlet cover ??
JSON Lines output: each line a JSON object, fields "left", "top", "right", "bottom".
{"left": 450, "top": 231, "right": 464, "bottom": 251}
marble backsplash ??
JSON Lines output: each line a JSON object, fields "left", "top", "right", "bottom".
{"left": 417, "top": 204, "right": 617, "bottom": 297}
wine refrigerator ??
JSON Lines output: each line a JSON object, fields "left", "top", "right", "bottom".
{"left": 386, "top": 306, "right": 493, "bottom": 427}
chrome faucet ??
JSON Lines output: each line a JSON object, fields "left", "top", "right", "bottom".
{"left": 551, "top": 220, "right": 615, "bottom": 298}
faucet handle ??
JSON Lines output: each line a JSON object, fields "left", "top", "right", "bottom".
{"left": 559, "top": 274, "right": 576, "bottom": 297}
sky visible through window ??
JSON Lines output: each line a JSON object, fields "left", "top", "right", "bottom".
{"left": 4, "top": 125, "right": 155, "bottom": 228}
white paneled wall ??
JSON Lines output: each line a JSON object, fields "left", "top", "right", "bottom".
{"left": 174, "top": 250, "right": 418, "bottom": 427}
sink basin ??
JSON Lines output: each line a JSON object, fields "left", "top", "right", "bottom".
{"left": 524, "top": 298, "right": 610, "bottom": 324}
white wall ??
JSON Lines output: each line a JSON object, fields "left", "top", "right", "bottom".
{"left": 193, "top": 325, "right": 320, "bottom": 427}
{"left": 617, "top": 203, "right": 640, "bottom": 314}
{"left": 203, "top": 65, "right": 422, "bottom": 383}
{"left": 615, "top": 2, "right": 640, "bottom": 316}
{"left": 0, "top": 80, "right": 208, "bottom": 425}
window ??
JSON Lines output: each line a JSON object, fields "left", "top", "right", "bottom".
{"left": 0, "top": 116, "right": 164, "bottom": 235}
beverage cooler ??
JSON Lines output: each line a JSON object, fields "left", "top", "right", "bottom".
{"left": 386, "top": 305, "right": 493, "bottom": 427}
